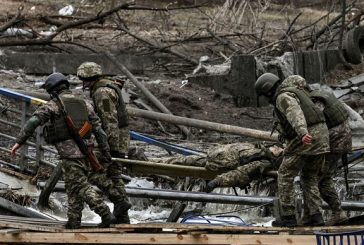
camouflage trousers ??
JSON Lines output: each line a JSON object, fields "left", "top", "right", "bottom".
{"left": 160, "top": 155, "right": 239, "bottom": 172}
{"left": 278, "top": 154, "right": 324, "bottom": 216}
{"left": 88, "top": 162, "right": 128, "bottom": 204}
{"left": 61, "top": 159, "right": 110, "bottom": 222}
{"left": 160, "top": 155, "right": 207, "bottom": 168}
{"left": 116, "top": 127, "right": 130, "bottom": 154}
{"left": 214, "top": 161, "right": 272, "bottom": 188}
{"left": 303, "top": 153, "right": 343, "bottom": 219}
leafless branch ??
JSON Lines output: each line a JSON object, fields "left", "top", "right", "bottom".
{"left": 0, "top": 6, "right": 24, "bottom": 32}
{"left": 116, "top": 24, "right": 198, "bottom": 65}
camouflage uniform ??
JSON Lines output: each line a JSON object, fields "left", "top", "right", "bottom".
{"left": 213, "top": 160, "right": 273, "bottom": 188}
{"left": 160, "top": 143, "right": 280, "bottom": 189}
{"left": 161, "top": 142, "right": 265, "bottom": 171}
{"left": 274, "top": 75, "right": 330, "bottom": 217}
{"left": 92, "top": 83, "right": 130, "bottom": 154}
{"left": 16, "top": 90, "right": 111, "bottom": 224}
{"left": 77, "top": 62, "right": 131, "bottom": 223}
{"left": 91, "top": 82, "right": 129, "bottom": 200}
{"left": 304, "top": 96, "right": 352, "bottom": 224}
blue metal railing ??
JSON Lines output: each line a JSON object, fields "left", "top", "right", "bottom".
{"left": 315, "top": 230, "right": 364, "bottom": 245}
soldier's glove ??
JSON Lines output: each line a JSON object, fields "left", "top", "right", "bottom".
{"left": 206, "top": 180, "right": 219, "bottom": 193}
{"left": 111, "top": 151, "right": 126, "bottom": 159}
{"left": 99, "top": 151, "right": 112, "bottom": 163}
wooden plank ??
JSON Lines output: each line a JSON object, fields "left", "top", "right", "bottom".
{"left": 0, "top": 228, "right": 28, "bottom": 234}
{"left": 0, "top": 222, "right": 63, "bottom": 232}
{"left": 61, "top": 227, "right": 132, "bottom": 233}
{"left": 0, "top": 232, "right": 317, "bottom": 244}
{"left": 113, "top": 223, "right": 364, "bottom": 234}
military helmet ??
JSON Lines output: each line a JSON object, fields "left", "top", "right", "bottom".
{"left": 41, "top": 72, "right": 69, "bottom": 93}
{"left": 255, "top": 73, "right": 280, "bottom": 96}
{"left": 77, "top": 62, "right": 102, "bottom": 78}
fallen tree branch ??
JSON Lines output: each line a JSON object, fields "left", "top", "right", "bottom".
{"left": 0, "top": 6, "right": 24, "bottom": 32}
{"left": 206, "top": 26, "right": 239, "bottom": 52}
{"left": 307, "top": 2, "right": 356, "bottom": 49}
{"left": 0, "top": 1, "right": 133, "bottom": 47}
{"left": 116, "top": 24, "right": 198, "bottom": 65}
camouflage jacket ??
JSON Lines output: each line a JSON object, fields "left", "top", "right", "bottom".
{"left": 205, "top": 142, "right": 270, "bottom": 171}
{"left": 275, "top": 76, "right": 330, "bottom": 155}
{"left": 16, "top": 90, "right": 109, "bottom": 159}
{"left": 91, "top": 79, "right": 129, "bottom": 153}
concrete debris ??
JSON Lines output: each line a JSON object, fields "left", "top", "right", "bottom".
{"left": 192, "top": 56, "right": 230, "bottom": 76}
{"left": 2, "top": 28, "right": 35, "bottom": 38}
{"left": 348, "top": 73, "right": 364, "bottom": 86}
{"left": 256, "top": 52, "right": 295, "bottom": 79}
{"left": 333, "top": 88, "right": 352, "bottom": 98}
{"left": 58, "top": 5, "right": 74, "bottom": 16}
{"left": 330, "top": 80, "right": 352, "bottom": 88}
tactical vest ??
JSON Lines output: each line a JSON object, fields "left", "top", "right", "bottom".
{"left": 310, "top": 90, "right": 348, "bottom": 129}
{"left": 91, "top": 79, "right": 129, "bottom": 128}
{"left": 274, "top": 87, "right": 325, "bottom": 139}
{"left": 43, "top": 95, "right": 91, "bottom": 144}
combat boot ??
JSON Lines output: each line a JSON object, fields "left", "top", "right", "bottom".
{"left": 206, "top": 180, "right": 219, "bottom": 193}
{"left": 327, "top": 211, "right": 348, "bottom": 226}
{"left": 303, "top": 213, "right": 324, "bottom": 226}
{"left": 65, "top": 220, "right": 81, "bottom": 229}
{"left": 272, "top": 215, "right": 297, "bottom": 227}
{"left": 98, "top": 212, "right": 116, "bottom": 228}
{"left": 113, "top": 200, "right": 132, "bottom": 224}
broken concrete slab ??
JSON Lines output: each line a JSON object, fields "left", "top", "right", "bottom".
{"left": 188, "top": 55, "right": 256, "bottom": 107}
{"left": 349, "top": 73, "right": 364, "bottom": 86}
{"left": 333, "top": 88, "right": 352, "bottom": 98}
{"left": 330, "top": 80, "right": 352, "bottom": 89}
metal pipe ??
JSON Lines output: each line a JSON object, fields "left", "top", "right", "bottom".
{"left": 36, "top": 182, "right": 364, "bottom": 211}
{"left": 37, "top": 182, "right": 275, "bottom": 205}
{"left": 0, "top": 197, "right": 53, "bottom": 220}
{"left": 126, "top": 187, "right": 275, "bottom": 205}
{"left": 128, "top": 108, "right": 277, "bottom": 141}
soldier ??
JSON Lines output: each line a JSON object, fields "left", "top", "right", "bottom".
{"left": 10, "top": 73, "right": 115, "bottom": 229}
{"left": 158, "top": 142, "right": 271, "bottom": 171}
{"left": 306, "top": 89, "right": 352, "bottom": 225}
{"left": 205, "top": 144, "right": 283, "bottom": 193}
{"left": 285, "top": 78, "right": 351, "bottom": 225}
{"left": 255, "top": 74, "right": 330, "bottom": 227}
{"left": 77, "top": 62, "right": 131, "bottom": 224}
{"left": 155, "top": 142, "right": 283, "bottom": 192}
